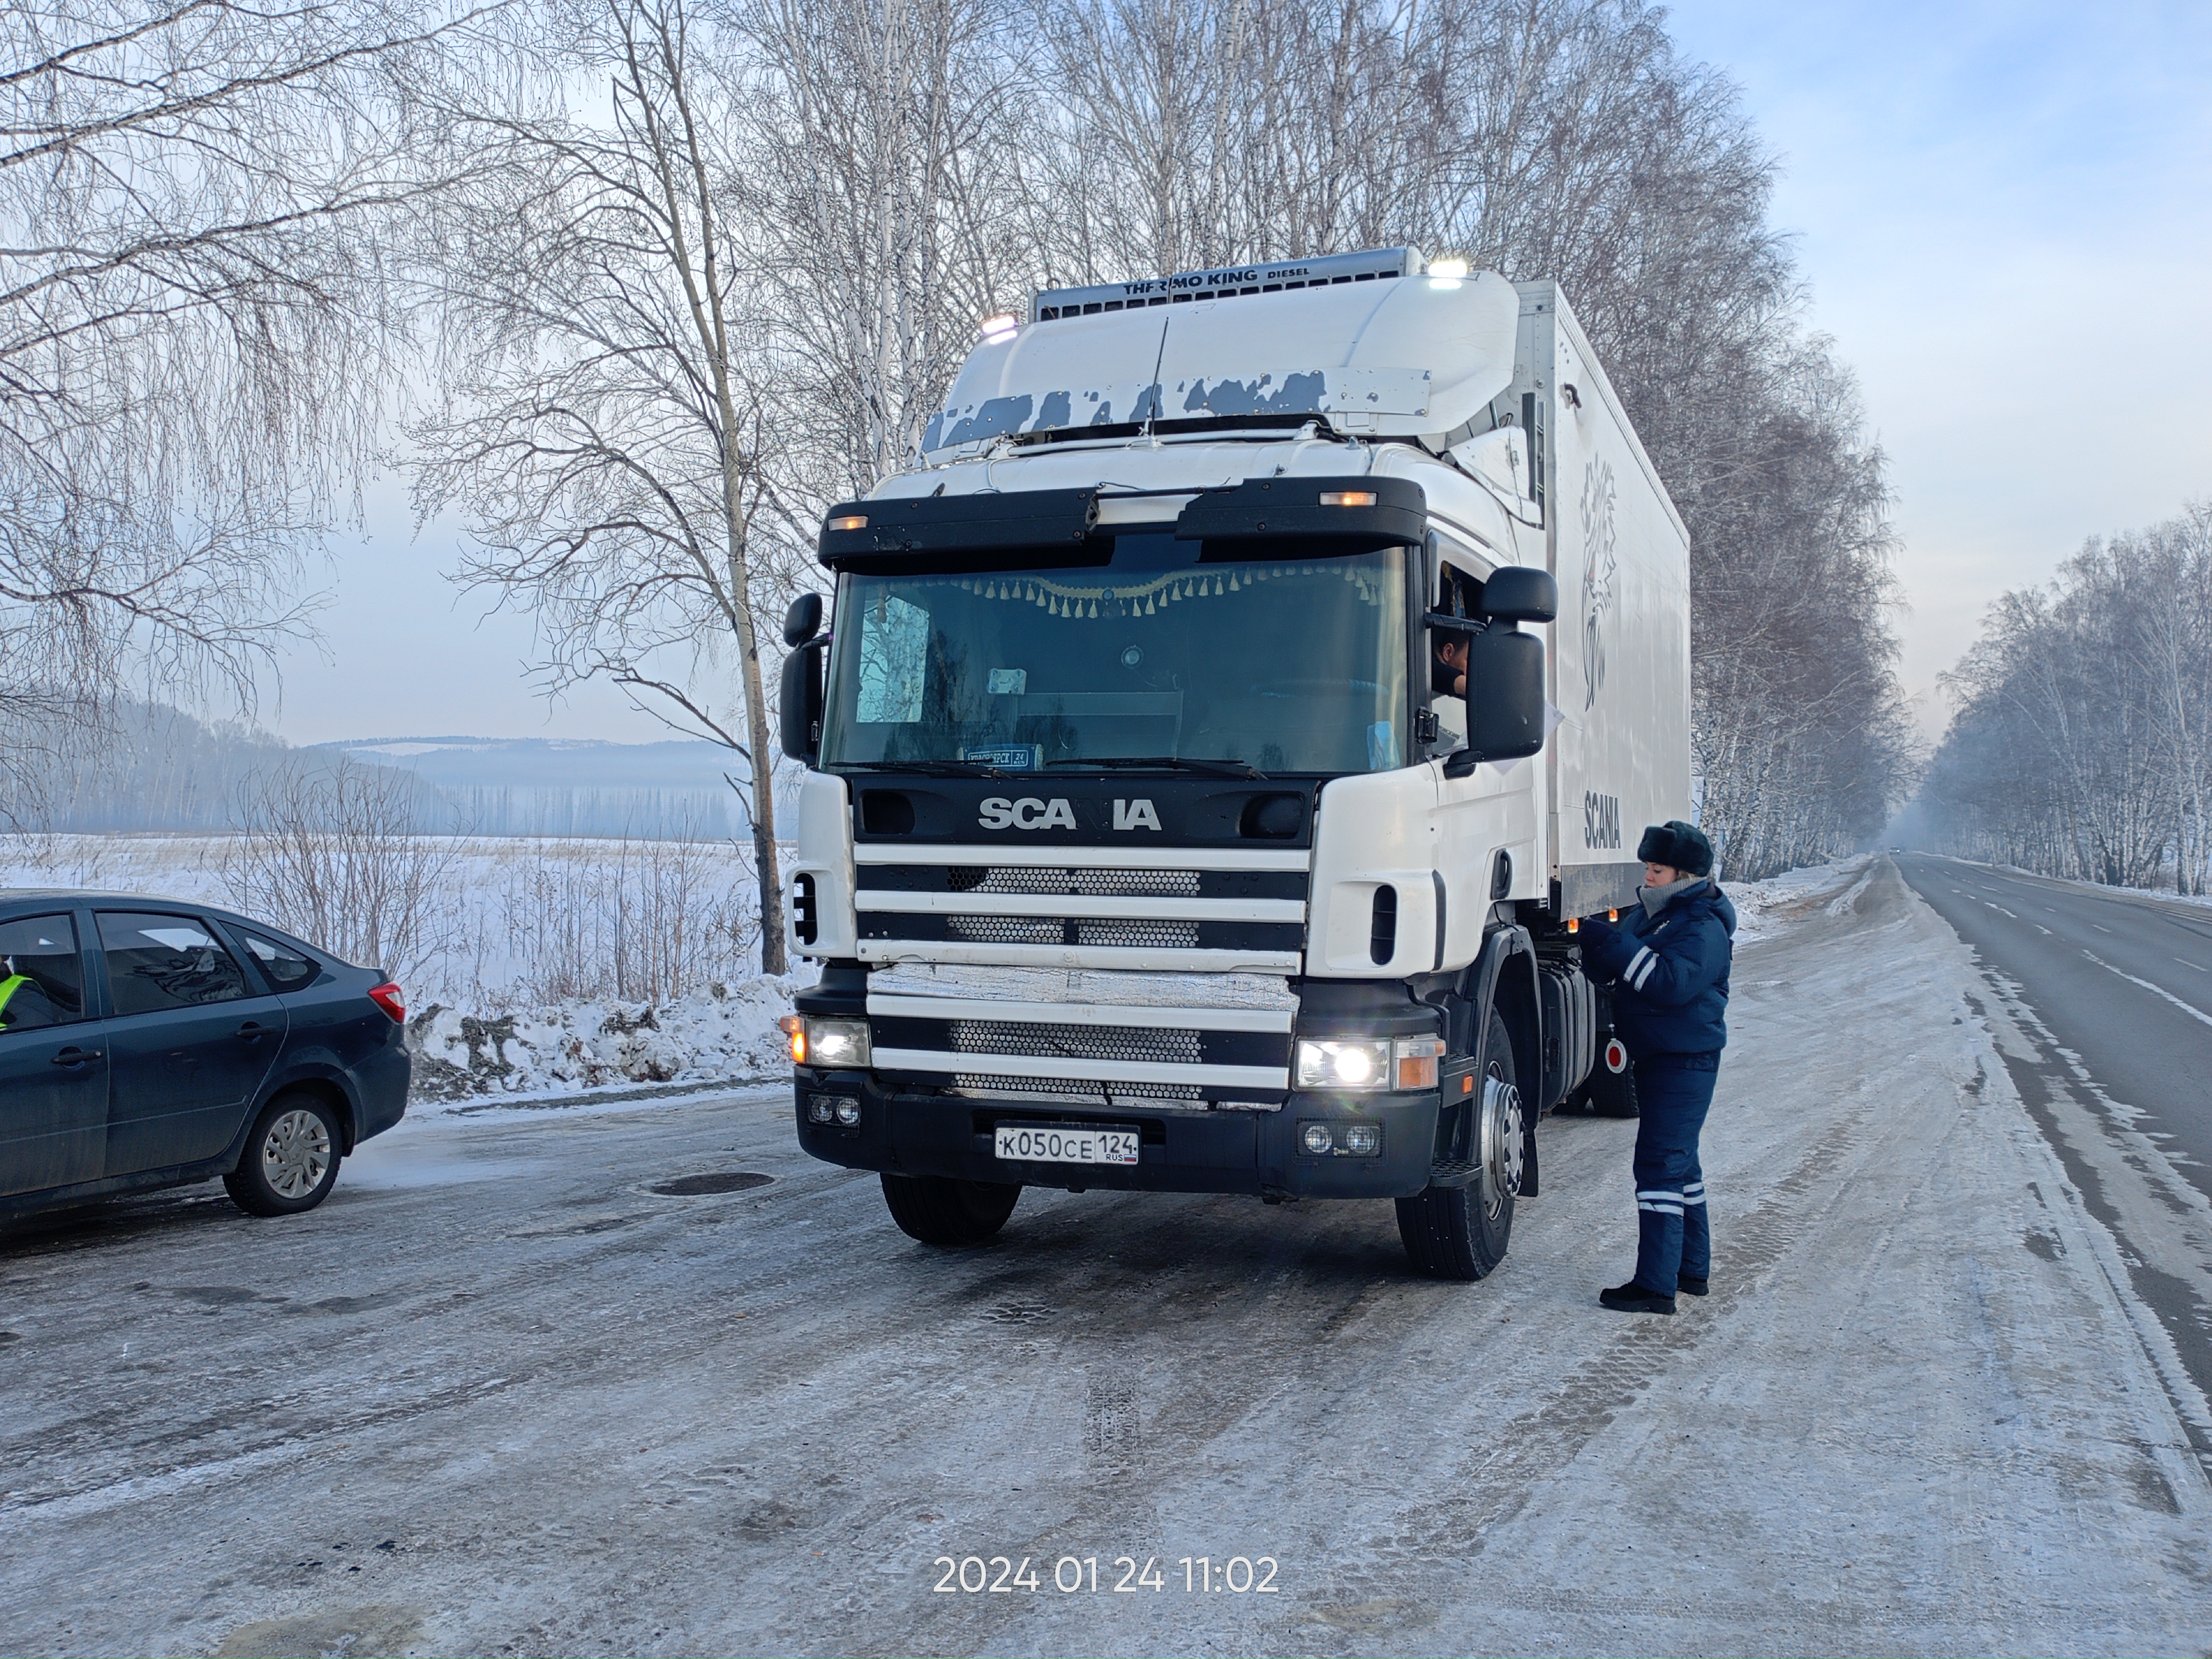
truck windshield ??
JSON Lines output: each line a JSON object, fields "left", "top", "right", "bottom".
{"left": 820, "top": 538, "right": 1409, "bottom": 774}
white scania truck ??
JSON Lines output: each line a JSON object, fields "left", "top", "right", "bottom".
{"left": 776, "top": 247, "right": 1690, "bottom": 1278}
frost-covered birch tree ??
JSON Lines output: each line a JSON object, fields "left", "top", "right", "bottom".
{"left": 0, "top": 0, "right": 459, "bottom": 818}
{"left": 409, "top": 0, "right": 791, "bottom": 971}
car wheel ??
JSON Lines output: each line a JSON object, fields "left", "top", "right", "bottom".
{"left": 224, "top": 1093, "right": 343, "bottom": 1217}
{"left": 879, "top": 1173, "right": 1021, "bottom": 1246}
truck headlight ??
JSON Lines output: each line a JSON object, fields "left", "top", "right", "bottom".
{"left": 1296, "top": 1039, "right": 1390, "bottom": 1090}
{"left": 804, "top": 1016, "right": 871, "bottom": 1069}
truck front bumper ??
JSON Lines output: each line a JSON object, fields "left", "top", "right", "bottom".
{"left": 791, "top": 1068, "right": 1441, "bottom": 1200}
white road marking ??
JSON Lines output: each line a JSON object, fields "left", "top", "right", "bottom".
{"left": 2036, "top": 925, "right": 2054, "bottom": 935}
{"left": 2081, "top": 949, "right": 2212, "bottom": 1030}
{"left": 2177, "top": 958, "right": 2207, "bottom": 972}
{"left": 2092, "top": 924, "right": 2113, "bottom": 933}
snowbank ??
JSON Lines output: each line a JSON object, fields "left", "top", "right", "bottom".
{"left": 403, "top": 976, "right": 801, "bottom": 1104}
{"left": 1720, "top": 852, "right": 1872, "bottom": 944}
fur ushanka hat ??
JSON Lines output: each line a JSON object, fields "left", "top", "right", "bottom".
{"left": 1636, "top": 819, "right": 1714, "bottom": 878}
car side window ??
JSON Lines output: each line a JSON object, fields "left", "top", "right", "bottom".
{"left": 0, "top": 914, "right": 88, "bottom": 1033}
{"left": 97, "top": 912, "right": 252, "bottom": 1015}
{"left": 232, "top": 927, "right": 321, "bottom": 993}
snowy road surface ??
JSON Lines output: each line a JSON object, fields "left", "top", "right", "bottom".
{"left": 1896, "top": 852, "right": 2212, "bottom": 1438}
{"left": 2, "top": 858, "right": 2208, "bottom": 1656}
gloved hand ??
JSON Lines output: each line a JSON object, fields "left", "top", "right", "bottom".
{"left": 1578, "top": 914, "right": 1616, "bottom": 948}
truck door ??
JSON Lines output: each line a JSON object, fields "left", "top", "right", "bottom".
{"left": 0, "top": 911, "right": 106, "bottom": 1197}
{"left": 1429, "top": 541, "right": 1541, "bottom": 966}
{"left": 95, "top": 911, "right": 289, "bottom": 1176}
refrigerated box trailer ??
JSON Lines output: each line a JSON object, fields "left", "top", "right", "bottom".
{"left": 776, "top": 246, "right": 1690, "bottom": 1277}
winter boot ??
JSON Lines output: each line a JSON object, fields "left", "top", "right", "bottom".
{"left": 1599, "top": 1279, "right": 1676, "bottom": 1315}
{"left": 1677, "top": 1274, "right": 1709, "bottom": 1297}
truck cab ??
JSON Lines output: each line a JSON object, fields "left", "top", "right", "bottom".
{"left": 778, "top": 247, "right": 1690, "bottom": 1278}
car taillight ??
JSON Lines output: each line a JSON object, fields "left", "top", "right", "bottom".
{"left": 368, "top": 981, "right": 406, "bottom": 1023}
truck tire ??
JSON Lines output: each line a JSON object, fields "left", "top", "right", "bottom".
{"left": 880, "top": 1173, "right": 1022, "bottom": 1246}
{"left": 1396, "top": 1007, "right": 1521, "bottom": 1280}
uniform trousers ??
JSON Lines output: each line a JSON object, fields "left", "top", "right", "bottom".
{"left": 1630, "top": 1050, "right": 1720, "bottom": 1295}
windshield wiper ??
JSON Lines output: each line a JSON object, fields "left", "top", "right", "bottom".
{"left": 832, "top": 760, "right": 1008, "bottom": 778}
{"left": 1045, "top": 755, "right": 1266, "bottom": 780}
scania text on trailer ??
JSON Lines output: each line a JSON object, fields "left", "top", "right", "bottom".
{"left": 776, "top": 246, "right": 1690, "bottom": 1278}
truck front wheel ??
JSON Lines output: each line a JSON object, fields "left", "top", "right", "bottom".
{"left": 880, "top": 1173, "right": 1022, "bottom": 1246}
{"left": 1396, "top": 1007, "right": 1522, "bottom": 1280}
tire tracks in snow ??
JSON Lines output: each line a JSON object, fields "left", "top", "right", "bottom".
{"left": 1281, "top": 1114, "right": 1862, "bottom": 1644}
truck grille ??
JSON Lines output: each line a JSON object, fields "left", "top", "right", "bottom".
{"left": 947, "top": 915, "right": 1064, "bottom": 944}
{"left": 950, "top": 1020, "right": 1203, "bottom": 1066}
{"left": 1074, "top": 919, "right": 1198, "bottom": 950}
{"left": 853, "top": 843, "right": 1309, "bottom": 972}
{"left": 951, "top": 1073, "right": 1203, "bottom": 1103}
{"left": 952, "top": 866, "right": 1202, "bottom": 897}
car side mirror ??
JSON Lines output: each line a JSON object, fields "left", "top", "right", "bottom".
{"left": 1478, "top": 567, "right": 1558, "bottom": 624}
{"left": 783, "top": 592, "right": 824, "bottom": 647}
{"left": 1442, "top": 625, "right": 1546, "bottom": 777}
{"left": 780, "top": 640, "right": 826, "bottom": 763}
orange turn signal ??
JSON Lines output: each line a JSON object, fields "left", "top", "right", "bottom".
{"left": 778, "top": 1013, "right": 806, "bottom": 1063}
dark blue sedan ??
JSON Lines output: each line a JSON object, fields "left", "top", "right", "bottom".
{"left": 0, "top": 891, "right": 410, "bottom": 1224}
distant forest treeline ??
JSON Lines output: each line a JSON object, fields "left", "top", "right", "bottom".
{"left": 8, "top": 702, "right": 744, "bottom": 841}
{"left": 1919, "top": 501, "right": 2212, "bottom": 891}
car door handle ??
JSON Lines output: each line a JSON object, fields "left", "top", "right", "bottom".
{"left": 234, "top": 1020, "right": 271, "bottom": 1040}
{"left": 50, "top": 1046, "right": 102, "bottom": 1066}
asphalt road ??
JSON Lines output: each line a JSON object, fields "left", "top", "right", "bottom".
{"left": 2, "top": 859, "right": 2207, "bottom": 1657}
{"left": 1895, "top": 853, "right": 2212, "bottom": 1417}
{"left": 1897, "top": 853, "right": 2212, "bottom": 1190}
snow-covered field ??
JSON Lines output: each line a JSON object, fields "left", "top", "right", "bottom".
{"left": 0, "top": 832, "right": 810, "bottom": 1104}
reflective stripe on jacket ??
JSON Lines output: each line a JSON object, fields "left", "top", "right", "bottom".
{"left": 1582, "top": 878, "right": 1736, "bottom": 1055}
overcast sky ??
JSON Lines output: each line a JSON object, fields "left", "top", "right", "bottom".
{"left": 262, "top": 0, "right": 2212, "bottom": 746}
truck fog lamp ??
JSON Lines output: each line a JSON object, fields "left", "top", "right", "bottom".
{"left": 832, "top": 1097, "right": 863, "bottom": 1127}
{"left": 1394, "top": 1037, "right": 1443, "bottom": 1091}
{"left": 1341, "top": 1123, "right": 1382, "bottom": 1156}
{"left": 806, "top": 1097, "right": 835, "bottom": 1123}
{"left": 1296, "top": 1038, "right": 1389, "bottom": 1090}
{"left": 804, "top": 1016, "right": 872, "bottom": 1069}
{"left": 1300, "top": 1122, "right": 1336, "bottom": 1156}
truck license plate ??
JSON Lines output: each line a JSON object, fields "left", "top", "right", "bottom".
{"left": 994, "top": 1124, "right": 1140, "bottom": 1166}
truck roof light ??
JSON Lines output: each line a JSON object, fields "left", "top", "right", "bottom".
{"left": 1030, "top": 247, "right": 1423, "bottom": 323}
{"left": 979, "top": 313, "right": 1018, "bottom": 342}
{"left": 1318, "top": 490, "right": 1376, "bottom": 507}
{"left": 827, "top": 514, "right": 867, "bottom": 531}
{"left": 1427, "top": 256, "right": 1470, "bottom": 279}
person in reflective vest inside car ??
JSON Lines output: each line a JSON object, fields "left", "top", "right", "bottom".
{"left": 0, "top": 963, "right": 60, "bottom": 1031}
{"left": 1574, "top": 820, "right": 1736, "bottom": 1315}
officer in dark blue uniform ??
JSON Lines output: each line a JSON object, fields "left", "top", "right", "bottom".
{"left": 1575, "top": 820, "right": 1736, "bottom": 1315}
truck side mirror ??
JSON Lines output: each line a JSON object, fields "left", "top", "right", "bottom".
{"left": 1478, "top": 567, "right": 1558, "bottom": 624}
{"left": 1443, "top": 626, "right": 1546, "bottom": 777}
{"left": 783, "top": 592, "right": 824, "bottom": 647}
{"left": 780, "top": 641, "right": 825, "bottom": 763}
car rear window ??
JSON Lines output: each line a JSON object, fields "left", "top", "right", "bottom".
{"left": 232, "top": 927, "right": 322, "bottom": 993}
{"left": 97, "top": 912, "right": 252, "bottom": 1015}
{"left": 0, "top": 913, "right": 87, "bottom": 1032}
